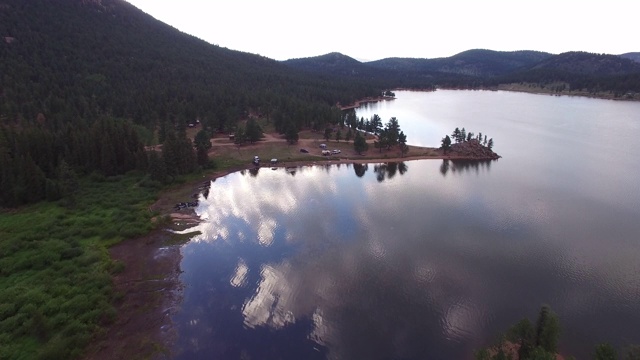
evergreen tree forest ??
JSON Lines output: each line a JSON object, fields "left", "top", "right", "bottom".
{"left": 0, "top": 0, "right": 382, "bottom": 207}
{"left": 0, "top": 118, "right": 148, "bottom": 206}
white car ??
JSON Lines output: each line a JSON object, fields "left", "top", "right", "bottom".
{"left": 332, "top": 149, "right": 341, "bottom": 154}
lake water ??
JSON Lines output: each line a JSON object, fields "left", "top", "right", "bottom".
{"left": 171, "top": 90, "right": 640, "bottom": 359}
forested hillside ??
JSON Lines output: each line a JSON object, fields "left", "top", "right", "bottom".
{"left": 529, "top": 51, "right": 640, "bottom": 75}
{"left": 283, "top": 52, "right": 446, "bottom": 89}
{"left": 367, "top": 49, "right": 553, "bottom": 77}
{"left": 0, "top": 0, "right": 381, "bottom": 207}
{"left": 495, "top": 52, "right": 640, "bottom": 96}
{"left": 0, "top": 0, "right": 381, "bottom": 128}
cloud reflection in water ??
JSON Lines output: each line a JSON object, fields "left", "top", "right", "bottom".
{"left": 173, "top": 160, "right": 640, "bottom": 360}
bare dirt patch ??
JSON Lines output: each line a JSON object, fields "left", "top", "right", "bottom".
{"left": 83, "top": 230, "right": 182, "bottom": 360}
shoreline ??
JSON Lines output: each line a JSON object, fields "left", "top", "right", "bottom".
{"left": 338, "top": 96, "right": 395, "bottom": 110}
{"left": 492, "top": 83, "right": 640, "bottom": 102}
{"left": 92, "top": 154, "right": 499, "bottom": 359}
{"left": 91, "top": 122, "right": 500, "bottom": 359}
{"left": 84, "top": 87, "right": 627, "bottom": 359}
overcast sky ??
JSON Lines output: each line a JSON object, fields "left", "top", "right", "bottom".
{"left": 125, "top": 0, "right": 635, "bottom": 62}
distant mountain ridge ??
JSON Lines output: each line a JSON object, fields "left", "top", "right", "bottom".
{"left": 366, "top": 49, "right": 553, "bottom": 77}
{"left": 283, "top": 49, "right": 640, "bottom": 95}
{"left": 620, "top": 52, "right": 640, "bottom": 63}
{"left": 531, "top": 51, "right": 640, "bottom": 75}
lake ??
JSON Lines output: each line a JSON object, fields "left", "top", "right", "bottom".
{"left": 170, "top": 90, "right": 640, "bottom": 359}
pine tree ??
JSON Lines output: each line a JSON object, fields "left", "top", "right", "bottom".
{"left": 324, "top": 128, "right": 332, "bottom": 142}
{"left": 245, "top": 118, "right": 263, "bottom": 143}
{"left": 452, "top": 127, "right": 461, "bottom": 143}
{"left": 441, "top": 135, "right": 452, "bottom": 154}
{"left": 535, "top": 305, "right": 560, "bottom": 354}
{"left": 285, "top": 125, "right": 298, "bottom": 144}
{"left": 385, "top": 117, "right": 401, "bottom": 148}
{"left": 194, "top": 130, "right": 212, "bottom": 166}
{"left": 345, "top": 128, "right": 352, "bottom": 143}
{"left": 398, "top": 131, "right": 408, "bottom": 157}
{"left": 148, "top": 150, "right": 167, "bottom": 183}
{"left": 353, "top": 131, "right": 368, "bottom": 155}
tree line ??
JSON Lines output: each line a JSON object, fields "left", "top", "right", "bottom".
{"left": 0, "top": 118, "right": 148, "bottom": 207}
{"left": 340, "top": 112, "right": 409, "bottom": 156}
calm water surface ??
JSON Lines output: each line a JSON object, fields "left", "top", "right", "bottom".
{"left": 171, "top": 91, "right": 640, "bottom": 359}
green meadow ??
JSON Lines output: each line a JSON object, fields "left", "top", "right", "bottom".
{"left": 0, "top": 173, "right": 158, "bottom": 360}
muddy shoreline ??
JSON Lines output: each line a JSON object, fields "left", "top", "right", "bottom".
{"left": 83, "top": 229, "right": 183, "bottom": 360}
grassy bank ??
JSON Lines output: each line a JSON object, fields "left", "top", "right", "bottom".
{"left": 0, "top": 173, "right": 158, "bottom": 360}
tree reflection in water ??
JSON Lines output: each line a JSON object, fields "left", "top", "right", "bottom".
{"left": 439, "top": 159, "right": 493, "bottom": 177}
{"left": 373, "top": 162, "right": 408, "bottom": 182}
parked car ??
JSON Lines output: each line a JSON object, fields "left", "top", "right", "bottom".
{"left": 322, "top": 150, "right": 331, "bottom": 156}
{"left": 319, "top": 143, "right": 327, "bottom": 149}
{"left": 332, "top": 149, "right": 341, "bottom": 154}
{"left": 300, "top": 148, "right": 309, "bottom": 153}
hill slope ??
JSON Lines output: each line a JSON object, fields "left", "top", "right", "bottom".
{"left": 530, "top": 51, "right": 640, "bottom": 75}
{"left": 367, "top": 49, "right": 553, "bottom": 77}
{"left": 283, "top": 52, "right": 439, "bottom": 89}
{"left": 0, "top": 0, "right": 378, "bottom": 130}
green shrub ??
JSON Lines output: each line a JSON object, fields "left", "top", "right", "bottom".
{"left": 0, "top": 174, "right": 158, "bottom": 359}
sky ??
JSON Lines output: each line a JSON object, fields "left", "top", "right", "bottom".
{"left": 125, "top": 0, "right": 636, "bottom": 62}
